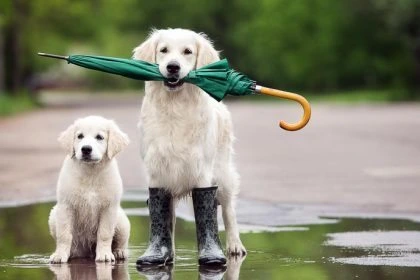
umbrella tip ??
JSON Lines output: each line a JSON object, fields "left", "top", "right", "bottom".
{"left": 37, "top": 52, "right": 69, "bottom": 60}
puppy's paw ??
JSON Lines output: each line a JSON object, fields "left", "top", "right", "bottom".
{"left": 226, "top": 238, "right": 247, "bottom": 256}
{"left": 95, "top": 249, "right": 115, "bottom": 262}
{"left": 49, "top": 251, "right": 69, "bottom": 264}
{"left": 113, "top": 248, "right": 128, "bottom": 260}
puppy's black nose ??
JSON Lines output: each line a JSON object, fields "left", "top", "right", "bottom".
{"left": 81, "top": 145, "right": 92, "bottom": 155}
{"left": 167, "top": 61, "right": 180, "bottom": 74}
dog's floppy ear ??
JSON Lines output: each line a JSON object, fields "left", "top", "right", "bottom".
{"left": 132, "top": 30, "right": 159, "bottom": 63}
{"left": 196, "top": 33, "right": 220, "bottom": 68}
{"left": 107, "top": 121, "right": 130, "bottom": 159}
{"left": 58, "top": 124, "right": 75, "bottom": 156}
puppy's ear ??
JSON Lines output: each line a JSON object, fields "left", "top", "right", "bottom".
{"left": 132, "top": 29, "right": 159, "bottom": 63}
{"left": 107, "top": 121, "right": 130, "bottom": 159}
{"left": 58, "top": 124, "right": 75, "bottom": 156}
{"left": 196, "top": 33, "right": 220, "bottom": 68}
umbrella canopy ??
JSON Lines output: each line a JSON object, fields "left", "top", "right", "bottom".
{"left": 38, "top": 52, "right": 310, "bottom": 131}
{"left": 38, "top": 53, "right": 254, "bottom": 101}
{"left": 184, "top": 59, "right": 255, "bottom": 101}
{"left": 69, "top": 54, "right": 165, "bottom": 81}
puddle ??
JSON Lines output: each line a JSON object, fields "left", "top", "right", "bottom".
{"left": 326, "top": 231, "right": 420, "bottom": 267}
{"left": 1, "top": 196, "right": 420, "bottom": 279}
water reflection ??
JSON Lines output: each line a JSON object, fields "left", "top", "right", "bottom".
{"left": 137, "top": 265, "right": 173, "bottom": 280}
{"left": 135, "top": 255, "right": 245, "bottom": 280}
{"left": 225, "top": 256, "right": 246, "bottom": 280}
{"left": 2, "top": 202, "right": 420, "bottom": 279}
{"left": 198, "top": 255, "right": 246, "bottom": 280}
{"left": 197, "top": 265, "right": 226, "bottom": 280}
{"left": 49, "top": 260, "right": 129, "bottom": 280}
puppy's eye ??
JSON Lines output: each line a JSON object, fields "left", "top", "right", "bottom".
{"left": 160, "top": 47, "right": 168, "bottom": 53}
{"left": 183, "top": 48, "right": 192, "bottom": 55}
{"left": 95, "top": 134, "right": 104, "bottom": 141}
{"left": 77, "top": 133, "right": 84, "bottom": 139}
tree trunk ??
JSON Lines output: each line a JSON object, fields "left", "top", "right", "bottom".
{"left": 414, "top": 44, "right": 420, "bottom": 90}
{"left": 5, "top": 0, "right": 24, "bottom": 96}
{"left": 0, "top": 24, "right": 4, "bottom": 95}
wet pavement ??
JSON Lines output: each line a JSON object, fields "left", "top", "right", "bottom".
{"left": 1, "top": 94, "right": 420, "bottom": 279}
{"left": 1, "top": 93, "right": 420, "bottom": 213}
{"left": 1, "top": 191, "right": 420, "bottom": 279}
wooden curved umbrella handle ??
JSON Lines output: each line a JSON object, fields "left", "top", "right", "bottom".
{"left": 256, "top": 86, "right": 311, "bottom": 131}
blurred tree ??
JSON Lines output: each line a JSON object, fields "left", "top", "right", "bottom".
{"left": 0, "top": 15, "right": 4, "bottom": 94}
{"left": 231, "top": 0, "right": 347, "bottom": 91}
{"left": 0, "top": 0, "right": 418, "bottom": 96}
{"left": 372, "top": 0, "right": 420, "bottom": 91}
{"left": 230, "top": 0, "right": 418, "bottom": 94}
{"left": 2, "top": 0, "right": 24, "bottom": 95}
{"left": 0, "top": 0, "right": 98, "bottom": 95}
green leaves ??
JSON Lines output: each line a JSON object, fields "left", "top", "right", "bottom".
{"left": 1, "top": 0, "right": 418, "bottom": 95}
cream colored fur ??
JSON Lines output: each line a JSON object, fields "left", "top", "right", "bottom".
{"left": 133, "top": 28, "right": 246, "bottom": 255}
{"left": 49, "top": 116, "right": 131, "bottom": 263}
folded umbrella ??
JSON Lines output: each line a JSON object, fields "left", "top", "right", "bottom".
{"left": 38, "top": 53, "right": 311, "bottom": 131}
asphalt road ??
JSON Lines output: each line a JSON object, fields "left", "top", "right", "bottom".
{"left": 1, "top": 92, "right": 419, "bottom": 213}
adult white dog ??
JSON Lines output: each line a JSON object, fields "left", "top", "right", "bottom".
{"left": 133, "top": 28, "right": 246, "bottom": 266}
{"left": 49, "top": 116, "right": 130, "bottom": 263}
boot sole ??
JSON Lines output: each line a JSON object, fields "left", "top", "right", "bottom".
{"left": 136, "top": 257, "right": 174, "bottom": 267}
{"left": 198, "top": 257, "right": 227, "bottom": 266}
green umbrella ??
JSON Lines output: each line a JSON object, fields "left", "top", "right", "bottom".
{"left": 38, "top": 53, "right": 311, "bottom": 131}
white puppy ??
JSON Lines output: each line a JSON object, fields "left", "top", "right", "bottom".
{"left": 49, "top": 116, "right": 131, "bottom": 263}
{"left": 133, "top": 28, "right": 246, "bottom": 256}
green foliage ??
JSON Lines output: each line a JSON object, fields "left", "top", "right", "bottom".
{"left": 231, "top": 0, "right": 417, "bottom": 92}
{"left": 0, "top": 0, "right": 419, "bottom": 97}
{"left": 0, "top": 92, "right": 38, "bottom": 116}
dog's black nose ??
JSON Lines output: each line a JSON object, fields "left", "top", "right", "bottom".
{"left": 167, "top": 61, "right": 180, "bottom": 74}
{"left": 81, "top": 145, "right": 92, "bottom": 155}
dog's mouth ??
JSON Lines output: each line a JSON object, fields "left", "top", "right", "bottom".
{"left": 81, "top": 156, "right": 99, "bottom": 163}
{"left": 164, "top": 77, "right": 184, "bottom": 90}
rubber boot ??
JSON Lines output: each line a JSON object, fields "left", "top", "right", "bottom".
{"left": 192, "top": 186, "right": 227, "bottom": 266}
{"left": 136, "top": 188, "right": 174, "bottom": 266}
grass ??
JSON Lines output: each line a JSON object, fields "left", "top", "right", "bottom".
{"left": 0, "top": 93, "right": 39, "bottom": 116}
{"left": 234, "top": 89, "right": 419, "bottom": 104}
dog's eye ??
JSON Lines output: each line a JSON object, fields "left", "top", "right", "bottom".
{"left": 95, "top": 134, "right": 104, "bottom": 141}
{"left": 183, "top": 48, "right": 192, "bottom": 55}
{"left": 160, "top": 47, "right": 168, "bottom": 53}
{"left": 77, "top": 133, "right": 84, "bottom": 139}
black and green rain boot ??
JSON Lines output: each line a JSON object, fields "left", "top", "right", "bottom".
{"left": 192, "top": 186, "right": 227, "bottom": 266}
{"left": 136, "top": 188, "right": 174, "bottom": 266}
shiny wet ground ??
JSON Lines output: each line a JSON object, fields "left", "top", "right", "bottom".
{"left": 1, "top": 200, "right": 420, "bottom": 280}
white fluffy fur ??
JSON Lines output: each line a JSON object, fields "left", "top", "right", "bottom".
{"left": 49, "top": 116, "right": 131, "bottom": 263}
{"left": 133, "top": 28, "right": 246, "bottom": 255}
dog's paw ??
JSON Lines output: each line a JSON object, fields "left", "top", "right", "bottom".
{"left": 95, "top": 249, "right": 115, "bottom": 262}
{"left": 113, "top": 248, "right": 128, "bottom": 260}
{"left": 226, "top": 238, "right": 247, "bottom": 256}
{"left": 49, "top": 251, "right": 69, "bottom": 264}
